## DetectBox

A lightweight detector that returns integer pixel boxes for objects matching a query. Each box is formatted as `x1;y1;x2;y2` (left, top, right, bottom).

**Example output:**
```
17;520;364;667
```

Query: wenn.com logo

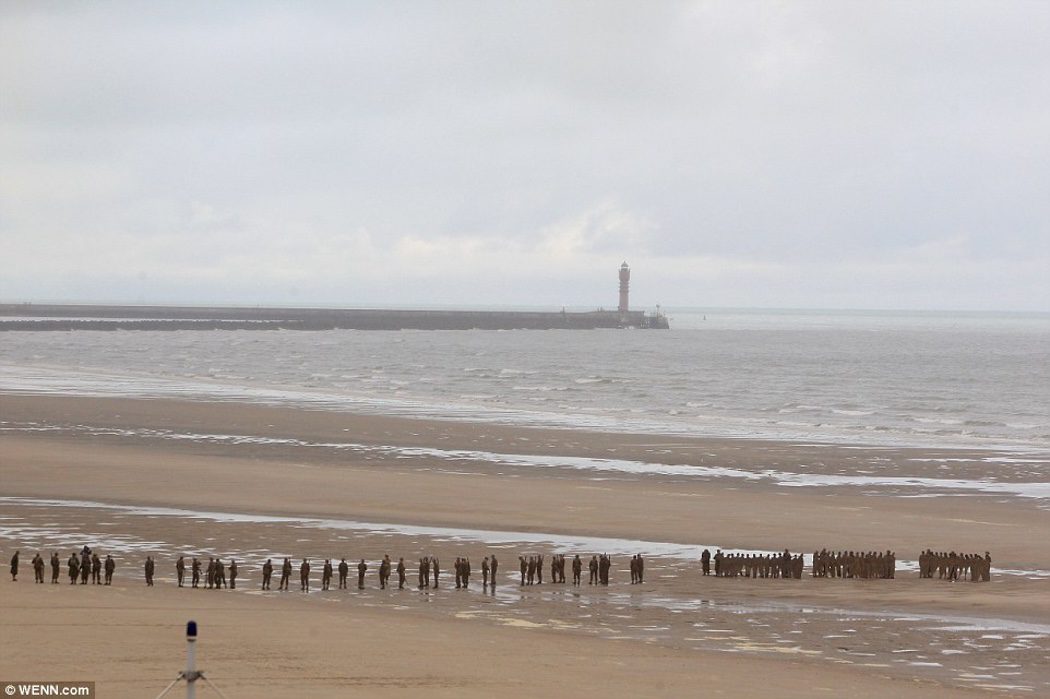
3;683;94;697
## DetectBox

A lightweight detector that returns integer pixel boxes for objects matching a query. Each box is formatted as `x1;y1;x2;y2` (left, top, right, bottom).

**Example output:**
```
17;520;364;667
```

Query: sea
1;308;1048;452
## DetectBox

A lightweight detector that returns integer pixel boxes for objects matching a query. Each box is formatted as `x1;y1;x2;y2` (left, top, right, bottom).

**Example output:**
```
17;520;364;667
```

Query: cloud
1;1;1048;310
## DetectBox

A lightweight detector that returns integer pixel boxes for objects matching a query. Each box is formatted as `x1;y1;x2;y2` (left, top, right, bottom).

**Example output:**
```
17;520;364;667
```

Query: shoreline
4;363;1048;454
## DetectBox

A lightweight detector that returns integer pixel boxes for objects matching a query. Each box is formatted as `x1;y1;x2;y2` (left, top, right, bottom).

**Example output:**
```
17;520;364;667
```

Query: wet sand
1;394;1048;696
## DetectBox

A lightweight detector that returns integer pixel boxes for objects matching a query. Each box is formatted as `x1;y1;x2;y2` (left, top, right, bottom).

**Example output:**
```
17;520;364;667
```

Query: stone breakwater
0;304;669;330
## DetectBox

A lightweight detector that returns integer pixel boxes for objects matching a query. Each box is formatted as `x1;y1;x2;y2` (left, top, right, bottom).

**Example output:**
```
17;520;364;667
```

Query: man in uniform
481;557;490;588
432;557;440;588
701;549;711;576
145;556;155;586
80;548;91;585
92;553;102;585
8;550;18;581
191;557;201;588
68;553;79;584
490;555;498;589
280;558;292;591
397;558;406;590
589;555;599;585
379;555;390;589
262;559;273;590
50;552;60;584
104;554;115;585
299;559;311;591
32;553;44;583
229;559;238;589
519;556;527;586
339;558;349;589
322;559;333;590
572;554;582;586
176;556;186;587
357;559;367;589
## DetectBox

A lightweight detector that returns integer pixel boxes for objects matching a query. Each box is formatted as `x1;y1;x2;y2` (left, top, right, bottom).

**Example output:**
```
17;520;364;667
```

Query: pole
186;620;197;699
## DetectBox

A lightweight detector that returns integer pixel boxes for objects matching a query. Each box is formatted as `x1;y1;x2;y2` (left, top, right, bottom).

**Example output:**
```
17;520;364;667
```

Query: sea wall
0;305;668;330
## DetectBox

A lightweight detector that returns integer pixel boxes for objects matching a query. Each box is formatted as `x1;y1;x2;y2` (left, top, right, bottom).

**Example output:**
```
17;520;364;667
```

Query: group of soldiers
706;549;807;579
173;556;239;589
515;553;617;586
9;547;995;589
811;550;897;579
8;548;117;585
918;550;992;582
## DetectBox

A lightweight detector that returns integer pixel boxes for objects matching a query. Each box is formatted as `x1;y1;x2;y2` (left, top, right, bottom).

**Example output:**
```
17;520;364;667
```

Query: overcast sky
2;1;1048;311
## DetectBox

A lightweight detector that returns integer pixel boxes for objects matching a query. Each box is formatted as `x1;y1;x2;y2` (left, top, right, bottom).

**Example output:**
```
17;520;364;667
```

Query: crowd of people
918;550;992;582
811;550;897;579
8;547;993;588
8;547;118;585
705;549;806;579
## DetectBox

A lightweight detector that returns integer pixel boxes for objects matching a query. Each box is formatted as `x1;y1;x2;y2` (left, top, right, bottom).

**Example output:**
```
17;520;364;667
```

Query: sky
2;1;1048;311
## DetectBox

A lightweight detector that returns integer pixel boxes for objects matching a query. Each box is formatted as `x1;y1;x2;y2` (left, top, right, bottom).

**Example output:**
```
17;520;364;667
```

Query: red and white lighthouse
618;261;630;317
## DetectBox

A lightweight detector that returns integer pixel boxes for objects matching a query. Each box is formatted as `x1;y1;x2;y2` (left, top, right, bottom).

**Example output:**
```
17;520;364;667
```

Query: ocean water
1;308;1048;451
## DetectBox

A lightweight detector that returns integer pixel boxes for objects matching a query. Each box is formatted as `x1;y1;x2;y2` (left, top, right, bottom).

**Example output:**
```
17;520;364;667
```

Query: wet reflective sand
2;497;1047;694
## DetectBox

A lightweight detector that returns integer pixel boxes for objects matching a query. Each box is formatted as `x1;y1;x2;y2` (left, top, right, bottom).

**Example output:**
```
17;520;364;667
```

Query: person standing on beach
32;553;44;583
589;555;598;585
701;549;711;576
68;554;79;584
280;558;292;591
80;548;91;585
191;557;201;588
490;555;498;589
339;558;349;589
357;559;367;589
262;559;273;590
520;556;527;586
176;556;186;587
145;556;155;586
9;550;18;582
92;553;102;585
50;552;60;584
432;557;440;588
299;559;311;591
206;558;215;589
572;555;582;585
397;558;406;590
104;555;115;585
482;557;490;588
322;559;333;590
379;555;390;589
229;559;238;589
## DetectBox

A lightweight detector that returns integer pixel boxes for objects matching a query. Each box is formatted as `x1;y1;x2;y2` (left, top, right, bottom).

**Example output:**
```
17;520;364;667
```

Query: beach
2;393;1048;696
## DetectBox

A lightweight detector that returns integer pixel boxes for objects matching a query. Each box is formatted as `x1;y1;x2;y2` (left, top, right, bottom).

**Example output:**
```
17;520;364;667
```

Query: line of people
811;550;896;579
9;547;995;588
918;550;992;582
707;549;806;579
173;555;239;589
8;548;118;585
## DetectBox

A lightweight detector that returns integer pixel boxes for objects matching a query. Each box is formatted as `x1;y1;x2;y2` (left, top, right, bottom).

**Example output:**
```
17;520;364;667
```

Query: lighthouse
618;261;630;320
